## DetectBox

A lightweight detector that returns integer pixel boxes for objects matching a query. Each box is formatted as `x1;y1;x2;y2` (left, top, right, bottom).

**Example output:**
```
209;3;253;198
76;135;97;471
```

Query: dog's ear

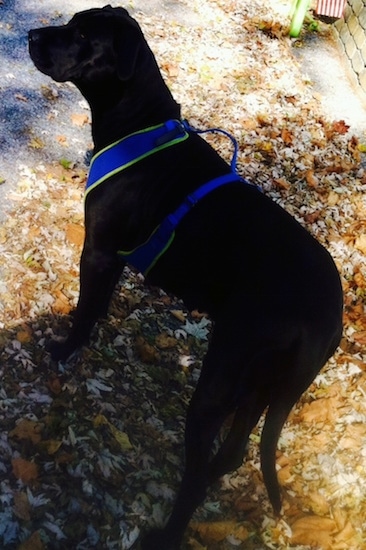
114;24;141;81
103;5;129;17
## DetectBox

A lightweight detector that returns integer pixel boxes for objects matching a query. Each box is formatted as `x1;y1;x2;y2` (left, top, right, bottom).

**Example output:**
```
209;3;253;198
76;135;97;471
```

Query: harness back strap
118;172;248;276
84;118;257;276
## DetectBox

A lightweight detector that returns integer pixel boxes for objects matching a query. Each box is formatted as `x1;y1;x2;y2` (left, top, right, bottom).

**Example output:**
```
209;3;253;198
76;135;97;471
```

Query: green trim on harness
118;223;176;276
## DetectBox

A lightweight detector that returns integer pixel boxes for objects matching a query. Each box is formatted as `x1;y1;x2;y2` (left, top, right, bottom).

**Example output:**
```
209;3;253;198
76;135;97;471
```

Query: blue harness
85;119;253;276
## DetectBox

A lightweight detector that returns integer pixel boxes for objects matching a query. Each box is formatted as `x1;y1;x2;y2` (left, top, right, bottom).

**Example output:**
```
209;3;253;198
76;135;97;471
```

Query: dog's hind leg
141;316;279;549
207;392;269;483
141;326;247;549
142;385;229;549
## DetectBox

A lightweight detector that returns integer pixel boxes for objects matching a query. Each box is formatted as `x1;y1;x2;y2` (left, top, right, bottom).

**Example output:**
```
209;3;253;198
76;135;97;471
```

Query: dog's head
28;6;143;84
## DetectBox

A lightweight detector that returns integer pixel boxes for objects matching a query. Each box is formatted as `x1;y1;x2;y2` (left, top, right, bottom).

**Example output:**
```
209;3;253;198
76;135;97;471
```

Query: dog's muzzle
28;29;55;76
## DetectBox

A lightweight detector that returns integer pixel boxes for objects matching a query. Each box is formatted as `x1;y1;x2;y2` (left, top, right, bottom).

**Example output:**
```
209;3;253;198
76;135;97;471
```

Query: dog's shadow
3;279;261;548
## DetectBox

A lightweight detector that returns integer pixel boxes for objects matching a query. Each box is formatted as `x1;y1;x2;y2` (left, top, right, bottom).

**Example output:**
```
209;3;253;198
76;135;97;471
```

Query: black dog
29;7;343;549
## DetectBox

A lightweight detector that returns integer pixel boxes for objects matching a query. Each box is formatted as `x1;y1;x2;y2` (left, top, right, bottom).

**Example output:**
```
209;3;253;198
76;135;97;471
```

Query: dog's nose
28;30;41;43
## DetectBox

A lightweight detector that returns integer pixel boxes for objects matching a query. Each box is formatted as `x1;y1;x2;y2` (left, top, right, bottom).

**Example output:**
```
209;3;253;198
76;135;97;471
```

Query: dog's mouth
28;30;54;76
28;28;97;84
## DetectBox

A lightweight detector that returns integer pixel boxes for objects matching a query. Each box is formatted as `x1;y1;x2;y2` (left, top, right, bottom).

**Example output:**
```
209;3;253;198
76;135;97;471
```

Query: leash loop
182;119;240;173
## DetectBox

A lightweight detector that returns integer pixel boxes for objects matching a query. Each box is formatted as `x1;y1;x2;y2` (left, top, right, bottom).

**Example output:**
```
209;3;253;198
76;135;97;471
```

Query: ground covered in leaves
1;0;366;548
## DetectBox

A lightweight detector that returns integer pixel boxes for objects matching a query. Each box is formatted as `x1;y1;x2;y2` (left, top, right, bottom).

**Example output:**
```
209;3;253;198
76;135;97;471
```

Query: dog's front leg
50;243;125;361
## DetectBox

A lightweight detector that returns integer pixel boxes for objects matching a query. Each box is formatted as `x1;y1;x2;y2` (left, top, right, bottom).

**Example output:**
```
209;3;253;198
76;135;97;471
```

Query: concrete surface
292;27;366;138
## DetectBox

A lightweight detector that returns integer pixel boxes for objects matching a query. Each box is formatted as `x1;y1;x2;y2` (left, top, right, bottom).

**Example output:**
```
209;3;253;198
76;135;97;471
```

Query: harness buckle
155;120;187;147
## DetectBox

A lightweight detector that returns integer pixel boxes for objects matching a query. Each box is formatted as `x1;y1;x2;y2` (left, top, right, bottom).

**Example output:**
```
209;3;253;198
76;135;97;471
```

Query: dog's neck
76;73;181;153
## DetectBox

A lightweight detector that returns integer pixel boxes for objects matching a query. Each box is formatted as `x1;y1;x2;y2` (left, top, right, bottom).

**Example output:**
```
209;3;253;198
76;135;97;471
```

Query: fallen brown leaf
9;419;43;445
171;309;186;322
155;332;177;349
13;491;31;521
56;135;68;146
39;439;63;455
18;531;45;550
71;113;90;126
273;177;291;190
16;325;32;343
298;396;341;423
12;457;39;483
281;128;294;145
46;376;63;395
331;120;350;135
65;223;84;246
29;137;45;149
354;234;366;255
305;169;318;188
290;515;337;549
136;335;160;363
190;521;249;543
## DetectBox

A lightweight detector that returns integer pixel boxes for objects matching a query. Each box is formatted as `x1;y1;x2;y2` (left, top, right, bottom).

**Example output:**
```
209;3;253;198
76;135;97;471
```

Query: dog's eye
77;27;87;40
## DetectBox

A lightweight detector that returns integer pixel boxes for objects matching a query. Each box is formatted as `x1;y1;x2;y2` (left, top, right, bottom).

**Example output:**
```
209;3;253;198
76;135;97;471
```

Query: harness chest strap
85;119;256;276
86;119;189;195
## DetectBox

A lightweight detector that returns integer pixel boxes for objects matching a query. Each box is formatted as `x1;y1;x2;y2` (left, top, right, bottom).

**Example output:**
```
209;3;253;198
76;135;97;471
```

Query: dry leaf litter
1;0;366;548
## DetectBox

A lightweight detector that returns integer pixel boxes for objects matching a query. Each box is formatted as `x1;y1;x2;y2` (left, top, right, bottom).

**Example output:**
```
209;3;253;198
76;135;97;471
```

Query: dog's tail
260;322;342;514
259;374;316;515
259;399;290;515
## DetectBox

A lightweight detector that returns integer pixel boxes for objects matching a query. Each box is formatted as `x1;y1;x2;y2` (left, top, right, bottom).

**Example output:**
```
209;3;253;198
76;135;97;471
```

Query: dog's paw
47;338;80;362
140;529;179;550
